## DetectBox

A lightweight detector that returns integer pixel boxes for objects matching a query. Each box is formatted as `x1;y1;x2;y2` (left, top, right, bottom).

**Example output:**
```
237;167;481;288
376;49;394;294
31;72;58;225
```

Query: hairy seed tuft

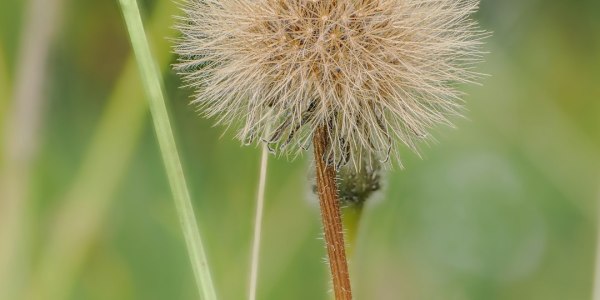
175;0;486;169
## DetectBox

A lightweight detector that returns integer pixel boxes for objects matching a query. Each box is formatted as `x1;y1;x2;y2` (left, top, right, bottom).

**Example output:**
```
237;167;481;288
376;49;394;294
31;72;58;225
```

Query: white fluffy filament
175;0;486;168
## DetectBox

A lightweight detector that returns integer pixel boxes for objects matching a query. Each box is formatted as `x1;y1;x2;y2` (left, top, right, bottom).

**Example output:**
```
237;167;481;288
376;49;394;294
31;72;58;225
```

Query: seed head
175;0;486;169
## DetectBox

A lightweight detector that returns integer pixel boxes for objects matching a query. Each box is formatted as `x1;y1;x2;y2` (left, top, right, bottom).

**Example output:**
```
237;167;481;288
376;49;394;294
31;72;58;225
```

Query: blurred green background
1;0;599;299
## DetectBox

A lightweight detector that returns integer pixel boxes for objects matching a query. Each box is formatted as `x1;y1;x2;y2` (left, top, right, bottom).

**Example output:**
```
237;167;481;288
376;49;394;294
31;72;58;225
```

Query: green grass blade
118;1;218;299
248;135;270;300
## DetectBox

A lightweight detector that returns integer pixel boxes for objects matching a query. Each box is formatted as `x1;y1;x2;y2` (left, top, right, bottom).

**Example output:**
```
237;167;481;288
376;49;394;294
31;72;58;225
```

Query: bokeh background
1;0;600;299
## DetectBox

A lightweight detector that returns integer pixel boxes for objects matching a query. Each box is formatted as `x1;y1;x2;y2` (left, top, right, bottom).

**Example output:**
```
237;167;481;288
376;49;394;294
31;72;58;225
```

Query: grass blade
248;139;269;300
118;0;218;299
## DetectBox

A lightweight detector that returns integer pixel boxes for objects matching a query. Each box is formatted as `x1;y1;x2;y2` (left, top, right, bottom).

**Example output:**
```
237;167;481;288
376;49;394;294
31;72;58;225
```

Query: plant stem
248;140;269;300
119;0;217;299
341;204;363;258
592;186;600;300
313;125;353;300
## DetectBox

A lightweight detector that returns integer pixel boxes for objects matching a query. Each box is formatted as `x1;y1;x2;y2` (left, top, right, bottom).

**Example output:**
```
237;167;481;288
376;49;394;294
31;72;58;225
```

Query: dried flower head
175;0;485;169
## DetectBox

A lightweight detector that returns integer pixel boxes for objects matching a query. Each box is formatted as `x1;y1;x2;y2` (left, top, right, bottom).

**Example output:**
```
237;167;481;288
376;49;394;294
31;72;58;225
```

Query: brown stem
313;125;353;300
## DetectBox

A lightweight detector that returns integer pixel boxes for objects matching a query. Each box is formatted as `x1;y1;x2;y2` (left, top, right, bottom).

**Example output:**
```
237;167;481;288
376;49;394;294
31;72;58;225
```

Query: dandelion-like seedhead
175;0;486;169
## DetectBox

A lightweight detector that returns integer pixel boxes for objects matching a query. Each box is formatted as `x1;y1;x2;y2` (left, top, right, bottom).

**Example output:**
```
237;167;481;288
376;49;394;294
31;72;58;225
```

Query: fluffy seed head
175;0;486;169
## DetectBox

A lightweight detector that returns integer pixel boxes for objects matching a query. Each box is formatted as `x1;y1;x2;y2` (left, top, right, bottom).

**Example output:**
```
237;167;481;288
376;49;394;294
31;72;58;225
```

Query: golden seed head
175;0;486;169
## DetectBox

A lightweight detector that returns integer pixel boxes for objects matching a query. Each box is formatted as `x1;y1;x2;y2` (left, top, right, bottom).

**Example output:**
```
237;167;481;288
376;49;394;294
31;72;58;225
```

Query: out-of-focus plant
0;0;64;297
0;45;9;129
24;1;179;299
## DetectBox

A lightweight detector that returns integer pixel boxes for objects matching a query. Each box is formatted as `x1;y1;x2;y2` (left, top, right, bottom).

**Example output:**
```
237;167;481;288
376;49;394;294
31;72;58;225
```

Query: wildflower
175;0;485;168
